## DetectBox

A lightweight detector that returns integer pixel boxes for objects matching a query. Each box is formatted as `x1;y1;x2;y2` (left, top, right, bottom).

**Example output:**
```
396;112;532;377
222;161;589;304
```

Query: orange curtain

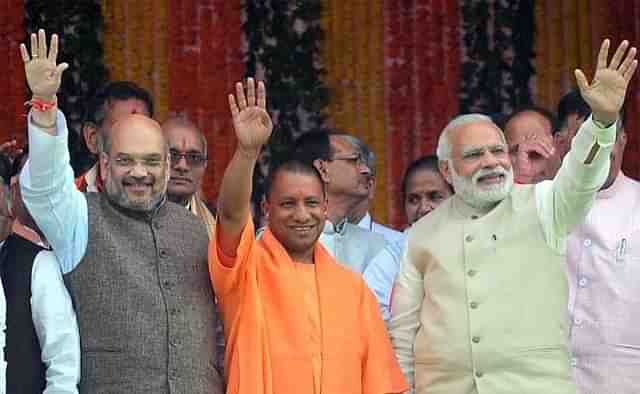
168;0;244;201
535;0;640;179
102;0;169;121
322;0;461;228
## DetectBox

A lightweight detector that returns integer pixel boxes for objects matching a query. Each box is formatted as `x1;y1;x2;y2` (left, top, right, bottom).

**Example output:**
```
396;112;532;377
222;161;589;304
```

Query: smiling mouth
477;173;505;184
125;183;152;193
170;177;192;184
290;225;315;234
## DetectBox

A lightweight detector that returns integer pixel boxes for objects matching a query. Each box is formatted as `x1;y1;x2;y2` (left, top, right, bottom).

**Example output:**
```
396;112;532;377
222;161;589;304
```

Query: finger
624;59;639;83
246;77;256;107
235;82;247;110
19;44;30;63
609;40;629;70
48;34;59;62
228;94;239;117
0;140;16;153
30;33;38;58
620;47;637;75
575;69;590;93
38;29;47;59
257;81;266;109
56;62;69;75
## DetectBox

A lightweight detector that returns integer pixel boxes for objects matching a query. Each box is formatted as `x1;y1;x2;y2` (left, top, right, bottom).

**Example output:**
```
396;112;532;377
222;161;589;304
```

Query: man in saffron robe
209;78;407;394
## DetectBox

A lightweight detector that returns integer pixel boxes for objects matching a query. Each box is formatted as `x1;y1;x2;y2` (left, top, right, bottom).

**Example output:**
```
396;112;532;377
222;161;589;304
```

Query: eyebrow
461;144;505;156
117;153;164;159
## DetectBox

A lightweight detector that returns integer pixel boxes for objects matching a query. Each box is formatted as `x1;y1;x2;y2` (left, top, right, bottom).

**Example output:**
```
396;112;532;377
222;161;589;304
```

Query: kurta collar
323;217;348;235
451;194;496;220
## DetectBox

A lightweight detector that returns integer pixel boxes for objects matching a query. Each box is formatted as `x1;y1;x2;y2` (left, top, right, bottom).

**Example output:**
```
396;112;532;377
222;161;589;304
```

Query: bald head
100;114;170;212
105;114;167;156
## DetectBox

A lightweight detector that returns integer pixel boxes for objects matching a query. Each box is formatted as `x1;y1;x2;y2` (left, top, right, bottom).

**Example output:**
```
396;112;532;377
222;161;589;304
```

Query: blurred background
1;0;639;227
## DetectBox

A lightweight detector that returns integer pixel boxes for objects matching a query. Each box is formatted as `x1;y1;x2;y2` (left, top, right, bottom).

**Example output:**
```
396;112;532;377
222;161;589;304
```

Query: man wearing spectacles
162;115;216;238
292;131;389;274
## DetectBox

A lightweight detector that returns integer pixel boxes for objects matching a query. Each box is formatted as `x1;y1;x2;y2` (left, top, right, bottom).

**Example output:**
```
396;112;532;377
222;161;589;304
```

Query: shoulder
33;249;64;279
373;221;405;242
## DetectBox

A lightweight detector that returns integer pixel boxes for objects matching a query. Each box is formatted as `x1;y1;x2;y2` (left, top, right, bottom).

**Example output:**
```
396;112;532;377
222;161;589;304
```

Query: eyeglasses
330;152;366;166
170;150;207;167
112;155;164;169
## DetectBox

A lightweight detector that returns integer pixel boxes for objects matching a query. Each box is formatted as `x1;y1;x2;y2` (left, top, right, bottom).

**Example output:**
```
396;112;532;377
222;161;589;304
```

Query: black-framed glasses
170;150;207;167
330;152;366;166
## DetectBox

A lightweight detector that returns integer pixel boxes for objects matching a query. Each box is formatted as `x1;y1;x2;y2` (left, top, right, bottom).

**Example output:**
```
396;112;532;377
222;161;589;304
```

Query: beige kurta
390;116;616;394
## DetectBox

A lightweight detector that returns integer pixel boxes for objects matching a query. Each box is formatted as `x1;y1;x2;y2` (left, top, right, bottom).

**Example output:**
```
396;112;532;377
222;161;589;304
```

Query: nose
481;151;500;169
130;161;149;177
293;203;312;222
358;160;372;175
174;155;189;172
417;198;435;217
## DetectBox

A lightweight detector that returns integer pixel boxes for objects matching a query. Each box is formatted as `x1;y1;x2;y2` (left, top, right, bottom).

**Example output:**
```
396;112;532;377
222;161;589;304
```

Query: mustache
122;175;155;186
472;167;509;183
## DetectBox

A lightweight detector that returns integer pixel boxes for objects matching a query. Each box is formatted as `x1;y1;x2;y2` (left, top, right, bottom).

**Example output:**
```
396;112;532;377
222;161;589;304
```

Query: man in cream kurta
390;39;638;394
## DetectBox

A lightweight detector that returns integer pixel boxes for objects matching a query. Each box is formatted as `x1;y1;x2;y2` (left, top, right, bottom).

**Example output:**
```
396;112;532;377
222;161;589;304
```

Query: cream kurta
390;116;616;394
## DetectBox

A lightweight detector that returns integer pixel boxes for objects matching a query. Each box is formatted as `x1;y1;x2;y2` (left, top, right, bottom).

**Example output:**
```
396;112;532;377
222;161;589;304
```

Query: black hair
83;81;154;129
401;154;451;205
502;105;558;135
291;130;333;165
10;147;29;180
264;159;326;199
0;152;11;186
557;88;626;133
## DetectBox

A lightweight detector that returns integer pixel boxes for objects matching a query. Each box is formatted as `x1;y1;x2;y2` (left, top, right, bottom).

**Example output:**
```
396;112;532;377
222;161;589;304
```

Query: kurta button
465;235;474;242
471;215;479;220
470;301;478;309
153;222;161;230
467;269;477;277
472;336;481;343
170;308;178;316
475;371;483;378
159;249;168;258
584;239;592;247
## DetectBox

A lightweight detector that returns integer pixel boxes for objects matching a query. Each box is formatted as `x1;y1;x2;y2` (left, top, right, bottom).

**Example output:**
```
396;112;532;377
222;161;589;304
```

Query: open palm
575;40;637;124
20;29;69;98
228;78;273;153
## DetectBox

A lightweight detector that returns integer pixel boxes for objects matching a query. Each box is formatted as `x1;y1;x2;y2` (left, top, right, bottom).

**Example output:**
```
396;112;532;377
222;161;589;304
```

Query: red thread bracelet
25;97;57;112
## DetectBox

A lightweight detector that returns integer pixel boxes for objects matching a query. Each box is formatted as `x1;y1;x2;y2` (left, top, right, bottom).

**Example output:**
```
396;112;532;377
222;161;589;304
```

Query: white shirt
357;212;405;243
0;239;80;393
31;249;81;393
567;173;640;393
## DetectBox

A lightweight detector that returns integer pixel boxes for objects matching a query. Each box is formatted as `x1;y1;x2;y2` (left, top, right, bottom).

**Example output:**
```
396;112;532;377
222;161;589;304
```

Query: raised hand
20;29;69;100
575;39;638;125
511;137;555;184
228;78;273;155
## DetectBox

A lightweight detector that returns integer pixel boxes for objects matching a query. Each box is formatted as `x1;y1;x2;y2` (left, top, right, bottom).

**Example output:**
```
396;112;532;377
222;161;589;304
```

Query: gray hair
162;113;208;157
336;133;376;174
436;114;502;161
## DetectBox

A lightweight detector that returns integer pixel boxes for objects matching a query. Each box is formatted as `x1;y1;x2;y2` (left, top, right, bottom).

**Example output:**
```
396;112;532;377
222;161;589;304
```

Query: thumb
574;69;590;93
56;62;69;75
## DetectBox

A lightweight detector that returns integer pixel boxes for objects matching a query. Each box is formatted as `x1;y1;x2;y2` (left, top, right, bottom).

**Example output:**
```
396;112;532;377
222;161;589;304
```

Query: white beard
449;162;513;210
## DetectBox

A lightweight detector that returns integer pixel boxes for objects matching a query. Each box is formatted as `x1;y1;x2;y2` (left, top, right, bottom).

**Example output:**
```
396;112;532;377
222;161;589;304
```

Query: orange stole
209;219;408;394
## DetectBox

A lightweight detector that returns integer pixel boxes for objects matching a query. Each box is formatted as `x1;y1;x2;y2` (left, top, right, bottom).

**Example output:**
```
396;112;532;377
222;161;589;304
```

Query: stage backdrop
1;0;639;228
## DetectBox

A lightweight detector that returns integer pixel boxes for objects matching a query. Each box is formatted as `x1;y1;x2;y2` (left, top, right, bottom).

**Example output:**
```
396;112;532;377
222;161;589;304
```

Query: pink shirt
567;172;640;394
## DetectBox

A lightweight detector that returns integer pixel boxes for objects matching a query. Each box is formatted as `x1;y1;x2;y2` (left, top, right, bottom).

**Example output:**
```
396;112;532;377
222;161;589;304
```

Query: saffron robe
209;219;408;394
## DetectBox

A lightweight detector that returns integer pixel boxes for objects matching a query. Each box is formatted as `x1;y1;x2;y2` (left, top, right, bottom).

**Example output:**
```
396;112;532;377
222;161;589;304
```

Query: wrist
236;146;261;160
